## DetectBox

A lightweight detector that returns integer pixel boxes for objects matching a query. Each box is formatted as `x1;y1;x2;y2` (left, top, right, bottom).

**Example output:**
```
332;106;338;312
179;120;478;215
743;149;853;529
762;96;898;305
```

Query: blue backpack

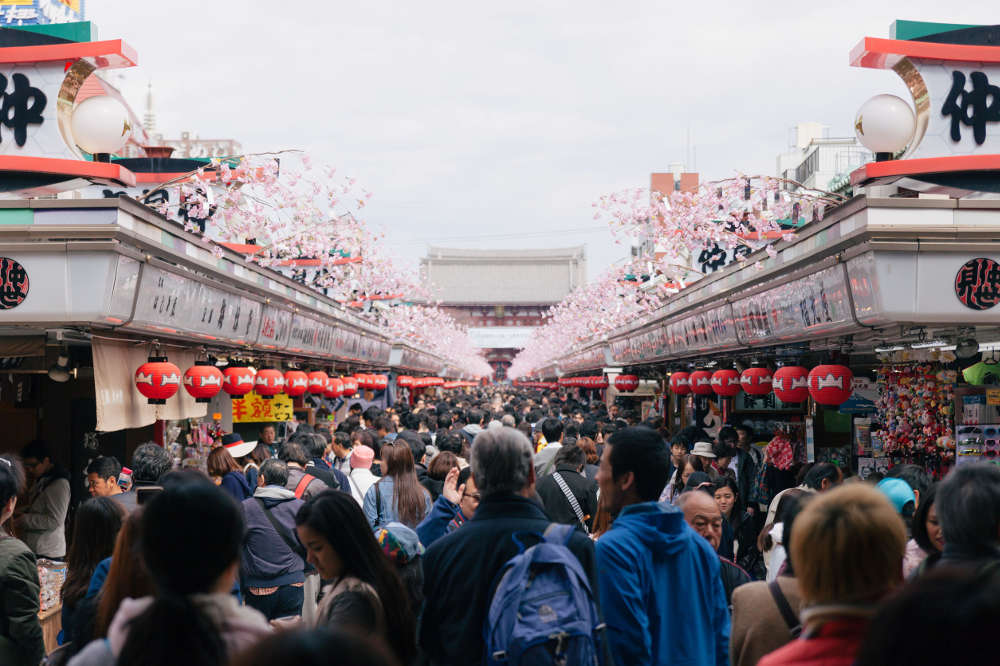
484;523;604;666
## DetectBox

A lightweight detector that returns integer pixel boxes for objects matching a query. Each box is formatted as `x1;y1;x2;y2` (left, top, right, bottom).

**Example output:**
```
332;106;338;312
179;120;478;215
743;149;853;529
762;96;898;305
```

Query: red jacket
757;618;868;666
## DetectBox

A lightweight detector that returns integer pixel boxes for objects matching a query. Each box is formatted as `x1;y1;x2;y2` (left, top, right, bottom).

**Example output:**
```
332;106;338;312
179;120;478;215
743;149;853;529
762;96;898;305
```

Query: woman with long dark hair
363;442;431;529
0;455;44;666
60;497;125;645
296;491;417;665
667;454;705;504
92;508;154;641
69;479;270;666
909;483;944;576
714;477;764;578
207;447;252;502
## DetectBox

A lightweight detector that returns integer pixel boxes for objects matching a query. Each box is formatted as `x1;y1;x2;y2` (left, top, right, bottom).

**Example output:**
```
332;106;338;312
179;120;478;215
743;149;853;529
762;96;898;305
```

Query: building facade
421;246;586;379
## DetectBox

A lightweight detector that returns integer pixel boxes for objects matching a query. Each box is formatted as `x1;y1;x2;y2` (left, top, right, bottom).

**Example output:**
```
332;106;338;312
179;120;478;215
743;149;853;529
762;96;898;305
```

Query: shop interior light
874;345;905;353
48;353;72;383
910;340;949;349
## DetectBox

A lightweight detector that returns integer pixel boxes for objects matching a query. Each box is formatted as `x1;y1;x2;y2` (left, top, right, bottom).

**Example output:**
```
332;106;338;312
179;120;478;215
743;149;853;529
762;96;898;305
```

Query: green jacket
0;535;44;666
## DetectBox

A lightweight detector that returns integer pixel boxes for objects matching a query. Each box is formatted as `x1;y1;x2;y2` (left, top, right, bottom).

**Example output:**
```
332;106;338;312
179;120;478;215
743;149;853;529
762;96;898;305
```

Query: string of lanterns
663;364;854;406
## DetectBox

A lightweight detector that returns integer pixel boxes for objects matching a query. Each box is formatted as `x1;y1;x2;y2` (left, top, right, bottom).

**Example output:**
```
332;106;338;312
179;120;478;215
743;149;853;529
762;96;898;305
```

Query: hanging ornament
808;364;854;405
183;362;224;403
614;374;640;392
711;369;742;397
689;370;714;396
283;370;309;398
773;365;810;403
669;372;691;395
135;356;182;404
740;366;773;396
307;371;329;394
254;368;285;400
223;365;255;398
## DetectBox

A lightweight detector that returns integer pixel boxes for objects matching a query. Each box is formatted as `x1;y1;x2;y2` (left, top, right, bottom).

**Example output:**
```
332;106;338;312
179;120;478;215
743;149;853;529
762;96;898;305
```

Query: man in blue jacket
416;466;479;547
595;426;730;666
240;459;307;620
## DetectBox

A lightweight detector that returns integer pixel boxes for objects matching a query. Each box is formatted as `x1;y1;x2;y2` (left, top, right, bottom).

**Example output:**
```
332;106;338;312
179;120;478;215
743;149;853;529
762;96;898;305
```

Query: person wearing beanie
374;522;425;619
348;446;378;506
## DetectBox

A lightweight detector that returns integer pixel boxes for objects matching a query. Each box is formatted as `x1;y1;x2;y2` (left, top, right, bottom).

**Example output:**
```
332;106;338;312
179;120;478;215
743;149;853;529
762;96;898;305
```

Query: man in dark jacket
420;427;597;666
679;489;751;608
240;459;307;620
300;433;350;493
112;442;173;513
535;444;598;530
935;462;1000;569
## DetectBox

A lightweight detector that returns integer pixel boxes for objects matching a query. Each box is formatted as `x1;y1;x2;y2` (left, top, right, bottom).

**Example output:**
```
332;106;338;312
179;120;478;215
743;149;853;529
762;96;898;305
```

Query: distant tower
142;82;156;132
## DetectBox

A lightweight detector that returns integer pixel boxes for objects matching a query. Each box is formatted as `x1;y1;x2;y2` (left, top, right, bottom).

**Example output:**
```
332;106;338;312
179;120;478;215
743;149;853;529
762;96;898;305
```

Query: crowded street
0;3;1000;666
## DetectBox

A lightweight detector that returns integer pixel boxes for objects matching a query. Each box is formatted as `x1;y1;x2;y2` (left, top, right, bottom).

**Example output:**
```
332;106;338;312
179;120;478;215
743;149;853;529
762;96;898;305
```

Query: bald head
679;490;723;551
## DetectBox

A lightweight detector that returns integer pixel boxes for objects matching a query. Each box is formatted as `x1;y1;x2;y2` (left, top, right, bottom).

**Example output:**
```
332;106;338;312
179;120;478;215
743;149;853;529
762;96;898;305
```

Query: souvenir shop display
872;364;955;477
37;559;66;612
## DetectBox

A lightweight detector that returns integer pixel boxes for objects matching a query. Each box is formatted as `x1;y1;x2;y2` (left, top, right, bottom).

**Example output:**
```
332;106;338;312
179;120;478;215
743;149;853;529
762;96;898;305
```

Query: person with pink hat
348;445;378;506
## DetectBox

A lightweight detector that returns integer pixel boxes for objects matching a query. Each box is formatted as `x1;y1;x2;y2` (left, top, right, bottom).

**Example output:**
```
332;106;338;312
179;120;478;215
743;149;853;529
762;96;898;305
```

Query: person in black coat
536;445;598;530
420;427;597;666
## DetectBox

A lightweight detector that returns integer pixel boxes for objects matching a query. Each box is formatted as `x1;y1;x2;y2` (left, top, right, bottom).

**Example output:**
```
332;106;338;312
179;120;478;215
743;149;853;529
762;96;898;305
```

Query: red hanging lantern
341;377;358;397
183;363;224;403
372;375;388;391
255;368;285;400
711;369;742;397
355;374;373;390
689;370;714;396
283;370;309;398
669;372;691;395
614;374;640;392
740;367;773;396
397;376;414;389
773;366;810;403
808;365;854;406
593;376;609;389
307;371;329;394
135;356;182;404
324;376;343;399
223;366;255;398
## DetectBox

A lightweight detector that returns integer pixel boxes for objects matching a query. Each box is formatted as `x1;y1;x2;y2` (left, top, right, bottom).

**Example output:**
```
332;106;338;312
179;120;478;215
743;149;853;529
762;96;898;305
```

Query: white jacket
348;468;379;506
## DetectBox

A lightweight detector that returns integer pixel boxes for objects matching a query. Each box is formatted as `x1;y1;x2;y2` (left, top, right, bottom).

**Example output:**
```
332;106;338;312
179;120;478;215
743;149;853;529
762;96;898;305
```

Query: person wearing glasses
415;465;479;547
15;440;70;560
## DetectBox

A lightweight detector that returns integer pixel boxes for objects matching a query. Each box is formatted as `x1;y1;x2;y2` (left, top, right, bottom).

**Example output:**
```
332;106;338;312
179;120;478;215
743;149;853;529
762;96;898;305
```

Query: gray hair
131;442;173;484
259;459;288;487
470;426;533;498
937;462;1000;550
501;414;516;428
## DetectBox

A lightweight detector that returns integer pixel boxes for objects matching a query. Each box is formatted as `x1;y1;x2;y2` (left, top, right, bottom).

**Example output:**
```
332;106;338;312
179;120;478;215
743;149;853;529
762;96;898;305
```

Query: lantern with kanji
740;366;773;396
283;370;309;398
689;370;714;396
773;366;810;403
397;376;414;389
183;363;223;403
307;371;329;394
808;365;853;406
135;356;182;404
711;369;742;398
255;368;285;400
371;375;388;391
325;376;344;399
669;372;691;395
355;374;373;390
614;374;639;392
593;376;609;389
341;377;358;397
223;366;255;398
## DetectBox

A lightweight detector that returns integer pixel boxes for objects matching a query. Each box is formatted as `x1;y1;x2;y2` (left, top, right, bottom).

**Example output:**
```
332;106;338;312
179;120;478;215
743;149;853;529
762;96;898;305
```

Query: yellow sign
232;391;294;423
988;389;1000;407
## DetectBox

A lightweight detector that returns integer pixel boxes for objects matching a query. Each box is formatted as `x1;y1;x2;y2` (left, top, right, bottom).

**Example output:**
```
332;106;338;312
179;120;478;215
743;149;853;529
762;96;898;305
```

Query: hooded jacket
67;593;271;666
240;486;306;588
595;501;730;666
0;536;44;666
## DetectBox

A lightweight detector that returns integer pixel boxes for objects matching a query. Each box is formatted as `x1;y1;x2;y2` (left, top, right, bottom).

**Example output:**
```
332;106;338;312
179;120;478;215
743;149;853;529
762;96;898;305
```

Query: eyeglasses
462;491;481;502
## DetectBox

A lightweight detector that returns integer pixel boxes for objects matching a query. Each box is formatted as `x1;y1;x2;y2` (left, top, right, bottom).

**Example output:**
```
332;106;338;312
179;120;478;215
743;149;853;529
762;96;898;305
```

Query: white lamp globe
854;94;915;155
71;95;132;156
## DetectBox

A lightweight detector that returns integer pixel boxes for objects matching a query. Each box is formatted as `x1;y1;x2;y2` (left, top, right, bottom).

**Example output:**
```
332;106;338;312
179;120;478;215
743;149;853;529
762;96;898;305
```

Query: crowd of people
1;387;999;665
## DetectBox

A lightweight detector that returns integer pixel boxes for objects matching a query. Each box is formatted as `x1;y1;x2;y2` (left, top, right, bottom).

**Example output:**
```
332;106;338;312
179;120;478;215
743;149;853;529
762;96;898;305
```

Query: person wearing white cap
690;442;719;482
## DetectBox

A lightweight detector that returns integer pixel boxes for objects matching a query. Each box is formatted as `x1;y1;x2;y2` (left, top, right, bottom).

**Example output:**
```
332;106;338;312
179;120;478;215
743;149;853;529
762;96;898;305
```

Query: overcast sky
95;1;994;279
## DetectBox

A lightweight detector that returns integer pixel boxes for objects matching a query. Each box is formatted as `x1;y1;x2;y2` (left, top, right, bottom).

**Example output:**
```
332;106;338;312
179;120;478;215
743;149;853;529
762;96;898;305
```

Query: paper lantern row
557;376;610;389
133;358;381;405
666;365;854;406
398;376;446;389
512;380;560;390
